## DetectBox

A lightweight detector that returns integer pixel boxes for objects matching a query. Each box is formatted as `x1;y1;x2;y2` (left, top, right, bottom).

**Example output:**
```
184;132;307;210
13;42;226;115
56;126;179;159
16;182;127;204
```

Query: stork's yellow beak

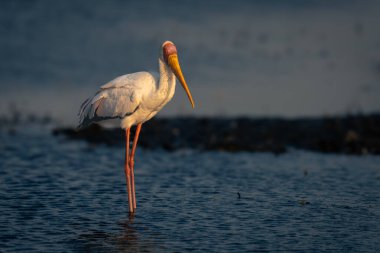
168;54;195;109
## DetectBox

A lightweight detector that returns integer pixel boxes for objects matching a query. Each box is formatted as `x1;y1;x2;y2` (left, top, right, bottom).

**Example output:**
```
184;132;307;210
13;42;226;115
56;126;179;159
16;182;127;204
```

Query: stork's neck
156;57;176;100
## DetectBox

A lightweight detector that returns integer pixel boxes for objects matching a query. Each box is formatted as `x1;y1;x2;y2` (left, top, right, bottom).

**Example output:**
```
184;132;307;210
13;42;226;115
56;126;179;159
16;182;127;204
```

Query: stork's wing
100;72;157;89
77;72;156;129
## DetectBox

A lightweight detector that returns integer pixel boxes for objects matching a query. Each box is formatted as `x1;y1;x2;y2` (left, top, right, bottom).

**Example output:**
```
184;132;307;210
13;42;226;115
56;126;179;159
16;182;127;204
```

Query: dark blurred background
1;0;380;125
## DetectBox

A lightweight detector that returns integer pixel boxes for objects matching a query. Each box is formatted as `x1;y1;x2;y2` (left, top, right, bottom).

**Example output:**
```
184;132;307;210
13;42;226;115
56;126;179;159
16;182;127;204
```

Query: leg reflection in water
75;214;163;252
115;214;139;249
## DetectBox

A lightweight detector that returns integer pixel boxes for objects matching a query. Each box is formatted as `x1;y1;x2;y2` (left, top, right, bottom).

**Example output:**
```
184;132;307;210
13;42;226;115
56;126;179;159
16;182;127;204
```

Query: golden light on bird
78;41;195;214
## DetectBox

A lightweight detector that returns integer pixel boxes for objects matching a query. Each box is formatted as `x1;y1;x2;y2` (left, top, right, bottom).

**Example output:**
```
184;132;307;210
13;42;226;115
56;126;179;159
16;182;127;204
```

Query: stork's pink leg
124;128;133;213
130;123;142;211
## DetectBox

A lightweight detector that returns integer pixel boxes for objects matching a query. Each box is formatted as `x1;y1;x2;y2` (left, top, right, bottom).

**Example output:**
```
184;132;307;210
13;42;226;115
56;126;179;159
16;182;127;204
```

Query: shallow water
0;126;380;252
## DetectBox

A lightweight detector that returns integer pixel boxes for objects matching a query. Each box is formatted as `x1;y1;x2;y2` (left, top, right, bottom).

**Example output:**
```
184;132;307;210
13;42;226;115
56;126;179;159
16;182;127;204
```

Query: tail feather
77;97;92;130
78;98;90;116
77;95;106;131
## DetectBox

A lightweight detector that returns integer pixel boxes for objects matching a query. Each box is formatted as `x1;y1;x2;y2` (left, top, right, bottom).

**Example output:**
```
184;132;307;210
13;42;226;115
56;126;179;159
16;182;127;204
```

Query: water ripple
0;127;380;252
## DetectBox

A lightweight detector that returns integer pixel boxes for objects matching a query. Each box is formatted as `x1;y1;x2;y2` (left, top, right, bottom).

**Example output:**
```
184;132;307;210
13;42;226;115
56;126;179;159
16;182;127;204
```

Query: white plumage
77;41;194;130
76;41;194;214
78;71;160;129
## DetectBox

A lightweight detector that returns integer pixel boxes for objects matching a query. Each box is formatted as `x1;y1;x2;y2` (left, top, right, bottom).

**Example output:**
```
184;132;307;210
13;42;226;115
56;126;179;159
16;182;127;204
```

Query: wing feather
77;71;157;130
100;72;154;89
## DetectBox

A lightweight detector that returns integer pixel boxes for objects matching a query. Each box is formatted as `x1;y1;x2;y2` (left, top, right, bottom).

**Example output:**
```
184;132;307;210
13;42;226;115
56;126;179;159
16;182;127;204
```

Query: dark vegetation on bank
52;114;380;155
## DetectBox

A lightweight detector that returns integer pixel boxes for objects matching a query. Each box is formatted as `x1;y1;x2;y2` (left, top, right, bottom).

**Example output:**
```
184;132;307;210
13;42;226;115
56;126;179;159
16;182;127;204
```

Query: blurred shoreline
52;114;380;155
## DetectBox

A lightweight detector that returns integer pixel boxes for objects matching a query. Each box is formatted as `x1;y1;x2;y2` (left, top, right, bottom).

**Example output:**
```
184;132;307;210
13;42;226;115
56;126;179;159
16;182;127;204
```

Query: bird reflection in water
75;214;157;252
115;214;139;249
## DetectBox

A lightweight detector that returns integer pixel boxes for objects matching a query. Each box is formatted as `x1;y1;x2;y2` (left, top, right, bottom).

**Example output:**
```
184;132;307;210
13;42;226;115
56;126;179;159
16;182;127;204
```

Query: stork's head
161;41;195;109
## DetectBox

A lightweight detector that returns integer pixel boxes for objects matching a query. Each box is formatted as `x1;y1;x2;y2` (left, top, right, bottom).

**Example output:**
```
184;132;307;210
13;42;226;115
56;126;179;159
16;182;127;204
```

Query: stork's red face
161;41;195;109
162;41;177;64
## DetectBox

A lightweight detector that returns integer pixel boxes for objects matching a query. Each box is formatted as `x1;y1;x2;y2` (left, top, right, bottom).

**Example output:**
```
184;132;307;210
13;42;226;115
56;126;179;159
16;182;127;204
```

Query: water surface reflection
1;128;379;252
